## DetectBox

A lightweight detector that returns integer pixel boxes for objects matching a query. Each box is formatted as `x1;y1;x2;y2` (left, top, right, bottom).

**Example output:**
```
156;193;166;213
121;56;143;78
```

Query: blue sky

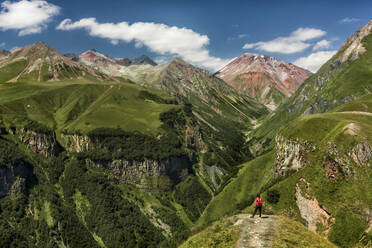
0;0;371;72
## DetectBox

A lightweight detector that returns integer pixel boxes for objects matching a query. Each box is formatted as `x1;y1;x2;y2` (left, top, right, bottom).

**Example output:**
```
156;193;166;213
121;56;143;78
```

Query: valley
0;7;371;248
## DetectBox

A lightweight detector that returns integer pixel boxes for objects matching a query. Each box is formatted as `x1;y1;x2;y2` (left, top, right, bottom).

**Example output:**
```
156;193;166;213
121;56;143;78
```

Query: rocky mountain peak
215;53;312;109
337;19;372;63
0;42;111;82
131;55;157;66
168;57;189;66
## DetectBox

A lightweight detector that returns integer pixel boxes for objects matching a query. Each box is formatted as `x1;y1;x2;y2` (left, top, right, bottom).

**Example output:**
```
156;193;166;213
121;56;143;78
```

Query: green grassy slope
0;81;177;134
179;217;239;248
272;216;338;248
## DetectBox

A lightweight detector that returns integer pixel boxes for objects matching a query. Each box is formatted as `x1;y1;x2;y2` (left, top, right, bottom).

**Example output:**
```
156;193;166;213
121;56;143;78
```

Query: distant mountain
79;49;123;76
64;53;79;62
215;53;312;109
79;49;157;76
0;42;110;82
131;55;157;66
121;57;266;113
0;50;10;57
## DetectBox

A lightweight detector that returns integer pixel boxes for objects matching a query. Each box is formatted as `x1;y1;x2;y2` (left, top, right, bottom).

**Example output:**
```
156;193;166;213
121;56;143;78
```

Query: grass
195;151;275;229
39;201;54;227
0;59;28;83
179;218;239;248
272;216;338;248
0;80;178;134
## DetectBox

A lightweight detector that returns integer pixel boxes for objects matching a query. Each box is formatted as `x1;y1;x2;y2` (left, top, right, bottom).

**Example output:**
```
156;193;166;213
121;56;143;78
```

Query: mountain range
0;18;371;248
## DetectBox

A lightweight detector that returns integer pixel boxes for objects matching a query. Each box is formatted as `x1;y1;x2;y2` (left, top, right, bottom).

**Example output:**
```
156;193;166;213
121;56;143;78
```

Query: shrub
267;189;280;204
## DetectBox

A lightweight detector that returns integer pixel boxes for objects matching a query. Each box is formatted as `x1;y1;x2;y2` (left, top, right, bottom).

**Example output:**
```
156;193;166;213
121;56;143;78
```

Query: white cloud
313;39;331;51
154;56;172;65
57;18;230;71
228;34;248;41
339;17;360;24
293;50;337;73
0;42;5;47
0;0;60;36
243;27;326;54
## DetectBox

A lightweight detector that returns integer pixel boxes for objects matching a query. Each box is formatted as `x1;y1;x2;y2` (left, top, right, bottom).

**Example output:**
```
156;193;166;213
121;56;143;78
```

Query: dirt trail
337;111;372;117
231;214;278;248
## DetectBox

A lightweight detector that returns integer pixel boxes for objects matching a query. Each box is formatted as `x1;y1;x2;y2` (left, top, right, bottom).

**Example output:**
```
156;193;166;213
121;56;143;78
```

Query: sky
0;0;371;72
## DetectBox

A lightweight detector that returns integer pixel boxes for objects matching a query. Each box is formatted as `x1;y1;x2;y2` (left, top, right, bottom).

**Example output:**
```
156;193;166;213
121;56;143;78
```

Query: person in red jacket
251;193;262;218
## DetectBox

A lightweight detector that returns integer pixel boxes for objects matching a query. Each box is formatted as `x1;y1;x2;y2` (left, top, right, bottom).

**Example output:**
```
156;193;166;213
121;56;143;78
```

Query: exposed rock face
79;49;124;76
327;142;353;178
338;19;372;63
0;164;30;197
349;140;371;167
185;124;208;153
87;156;192;190
61;134;92;152
295;178;334;235
324;159;341;180
274;135;312;176
17;129;61;157
215;53;312;109
274;135;369;179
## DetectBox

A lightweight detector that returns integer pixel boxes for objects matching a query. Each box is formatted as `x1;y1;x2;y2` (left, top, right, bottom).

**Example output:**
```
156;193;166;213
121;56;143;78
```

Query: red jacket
256;197;262;206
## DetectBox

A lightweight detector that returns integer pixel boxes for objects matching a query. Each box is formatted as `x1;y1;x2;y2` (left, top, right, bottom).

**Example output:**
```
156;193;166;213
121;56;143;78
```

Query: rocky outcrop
0;164;31;198
326;142;353;178
349;140;371;167
61;134;93;152
185;124;208;153
87;156;192;190
274;135;313;176
338;19;372;63
274;136;368;179
17;128;61;157
295;178;334;235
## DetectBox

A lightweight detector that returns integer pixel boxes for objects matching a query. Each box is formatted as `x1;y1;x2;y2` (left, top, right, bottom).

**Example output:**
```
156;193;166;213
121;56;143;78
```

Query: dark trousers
252;205;262;217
